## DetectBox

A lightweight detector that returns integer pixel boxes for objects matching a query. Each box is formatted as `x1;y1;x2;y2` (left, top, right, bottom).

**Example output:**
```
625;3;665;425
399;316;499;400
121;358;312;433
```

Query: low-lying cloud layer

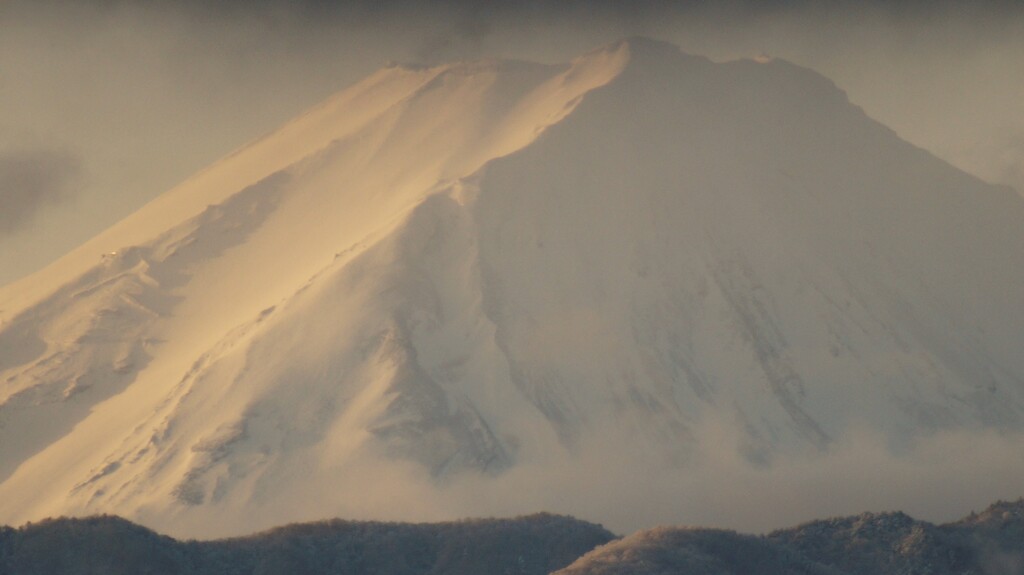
161;419;1024;539
436;426;1024;536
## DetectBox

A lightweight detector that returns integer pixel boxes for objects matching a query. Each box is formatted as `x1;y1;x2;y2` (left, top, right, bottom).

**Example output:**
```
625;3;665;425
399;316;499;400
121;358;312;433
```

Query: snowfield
1;38;1023;538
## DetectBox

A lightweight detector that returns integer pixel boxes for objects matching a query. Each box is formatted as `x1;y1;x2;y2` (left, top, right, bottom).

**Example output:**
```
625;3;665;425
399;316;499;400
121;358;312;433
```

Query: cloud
0;149;80;235
418;421;1024;537
161;414;1024;540
412;3;495;64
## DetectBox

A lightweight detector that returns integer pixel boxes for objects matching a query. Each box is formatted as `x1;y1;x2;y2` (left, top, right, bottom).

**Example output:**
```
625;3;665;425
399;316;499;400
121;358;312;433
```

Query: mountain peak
617;35;683;56
597;35;709;71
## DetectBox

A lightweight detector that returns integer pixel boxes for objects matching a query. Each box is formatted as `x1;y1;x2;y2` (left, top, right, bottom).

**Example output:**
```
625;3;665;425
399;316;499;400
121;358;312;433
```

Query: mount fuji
1;38;1023;537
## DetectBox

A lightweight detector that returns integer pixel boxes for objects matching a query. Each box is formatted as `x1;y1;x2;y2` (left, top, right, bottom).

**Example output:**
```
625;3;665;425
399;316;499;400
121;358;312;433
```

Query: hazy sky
2;0;1023;286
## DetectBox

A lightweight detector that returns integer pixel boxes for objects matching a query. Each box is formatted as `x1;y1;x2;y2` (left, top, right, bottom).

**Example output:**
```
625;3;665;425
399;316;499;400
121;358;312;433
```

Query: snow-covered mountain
1;38;1023;537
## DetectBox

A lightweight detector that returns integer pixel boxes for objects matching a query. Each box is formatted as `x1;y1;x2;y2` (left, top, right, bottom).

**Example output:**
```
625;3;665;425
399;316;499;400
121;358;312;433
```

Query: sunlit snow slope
1;38;1023;537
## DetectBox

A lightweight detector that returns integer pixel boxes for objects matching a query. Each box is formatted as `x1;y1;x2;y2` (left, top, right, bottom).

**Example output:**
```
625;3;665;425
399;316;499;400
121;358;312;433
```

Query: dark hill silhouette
555;499;1024;575
4;501;1024;574
0;513;614;575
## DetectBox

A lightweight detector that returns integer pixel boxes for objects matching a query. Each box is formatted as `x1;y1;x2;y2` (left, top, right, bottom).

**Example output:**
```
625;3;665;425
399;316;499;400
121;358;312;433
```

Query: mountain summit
1;38;1023;537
